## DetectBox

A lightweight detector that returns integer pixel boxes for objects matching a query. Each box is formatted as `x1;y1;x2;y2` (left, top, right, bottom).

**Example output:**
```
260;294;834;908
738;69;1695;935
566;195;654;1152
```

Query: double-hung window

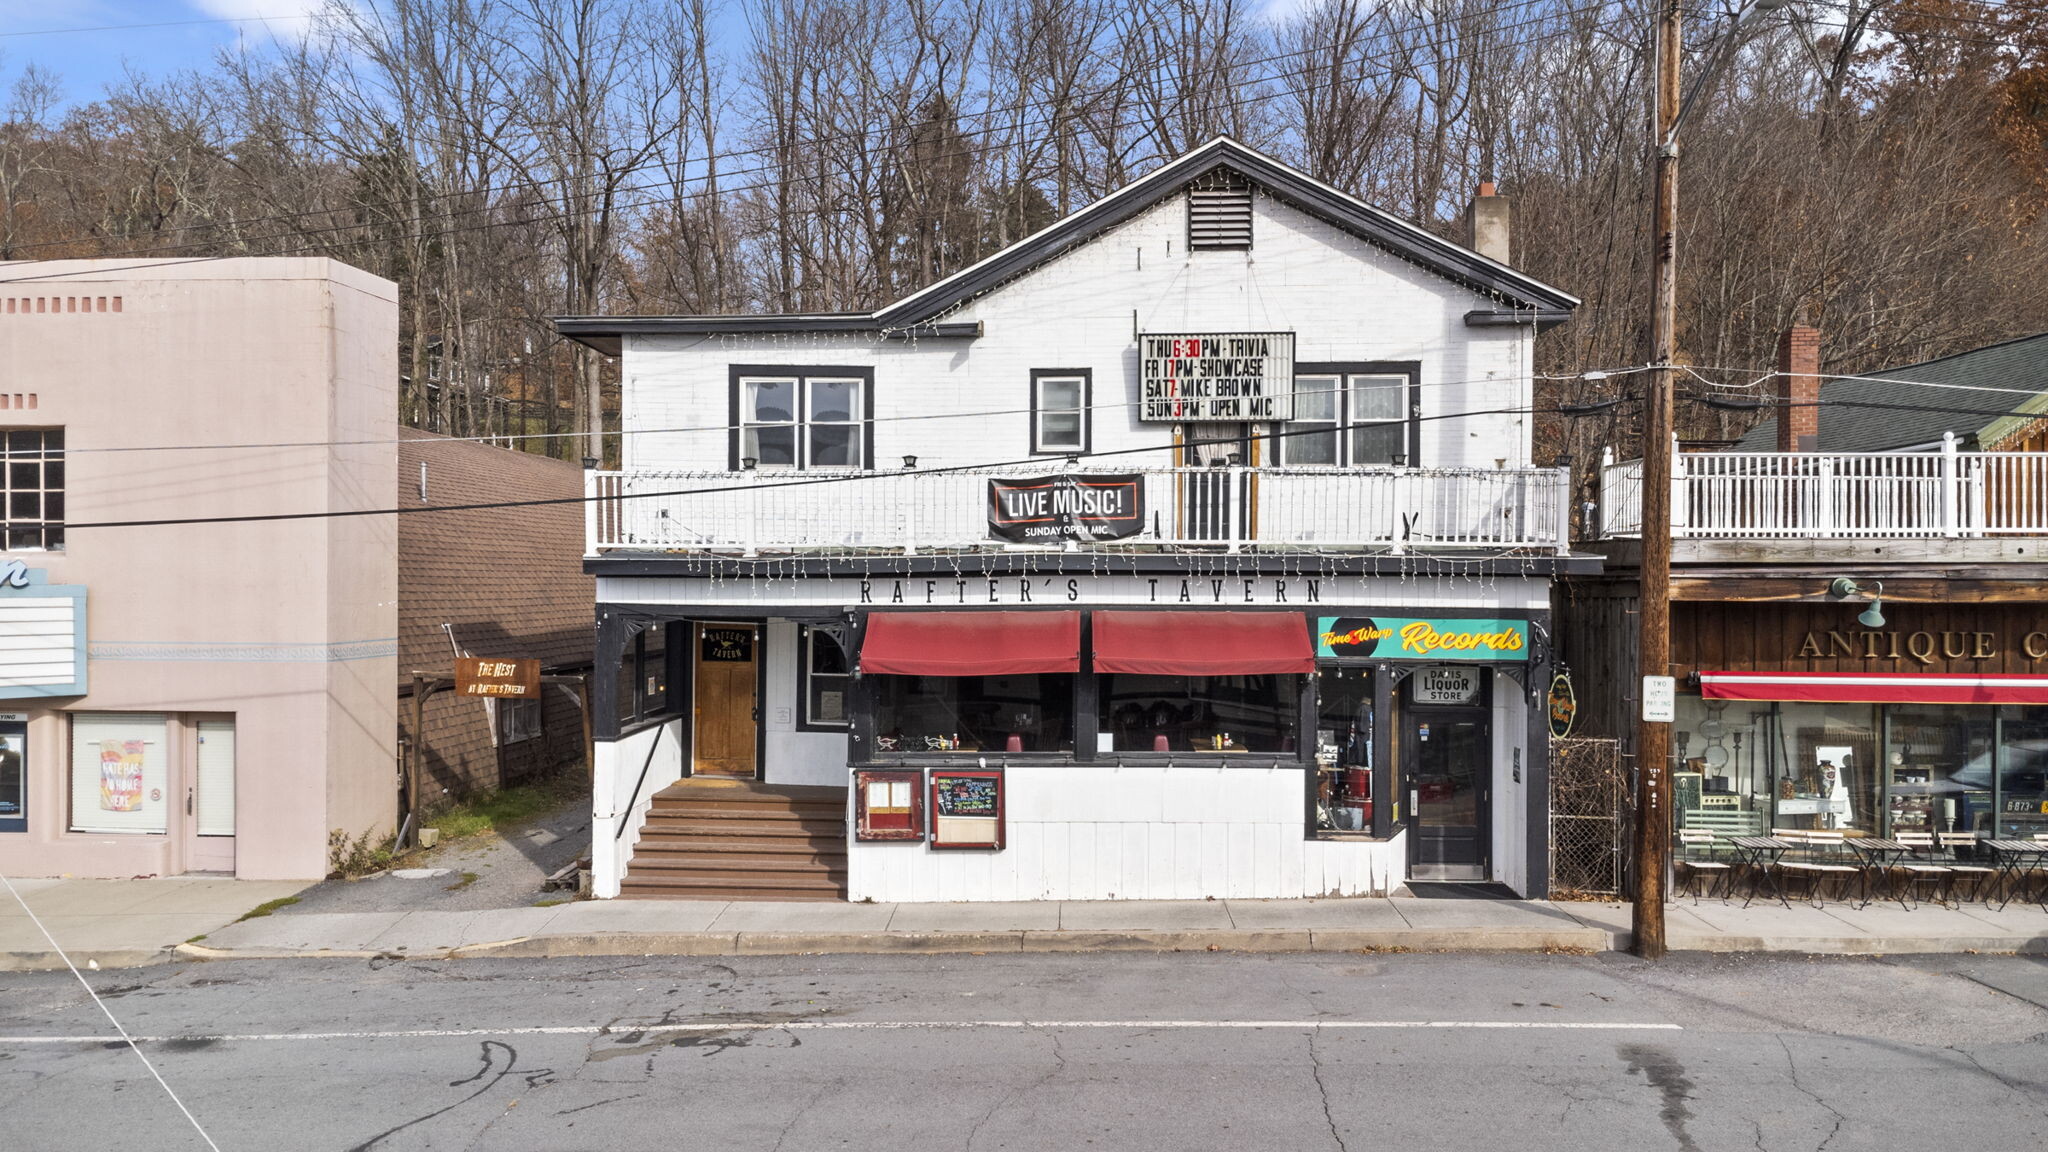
1278;366;1417;467
1030;369;1091;455
3;428;64;550
799;626;851;729
731;367;873;470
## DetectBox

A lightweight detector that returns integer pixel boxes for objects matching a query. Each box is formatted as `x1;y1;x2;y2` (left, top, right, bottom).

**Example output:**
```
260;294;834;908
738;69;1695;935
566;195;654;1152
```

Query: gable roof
1735;331;2048;452
555;137;1579;355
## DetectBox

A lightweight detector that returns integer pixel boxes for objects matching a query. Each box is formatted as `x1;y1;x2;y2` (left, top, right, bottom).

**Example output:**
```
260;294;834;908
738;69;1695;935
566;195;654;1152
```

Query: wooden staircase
620;779;849;901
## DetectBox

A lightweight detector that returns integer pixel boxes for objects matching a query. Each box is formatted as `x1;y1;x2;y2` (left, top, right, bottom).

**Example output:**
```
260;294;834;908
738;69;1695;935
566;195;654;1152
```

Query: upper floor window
3;428;63;550
1278;367;1417;467
1031;369;1091;455
729;367;873;470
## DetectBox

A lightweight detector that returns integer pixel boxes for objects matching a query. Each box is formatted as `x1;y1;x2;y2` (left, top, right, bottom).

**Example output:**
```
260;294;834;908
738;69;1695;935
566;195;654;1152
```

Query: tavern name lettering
1797;629;2048;664
860;577;1323;605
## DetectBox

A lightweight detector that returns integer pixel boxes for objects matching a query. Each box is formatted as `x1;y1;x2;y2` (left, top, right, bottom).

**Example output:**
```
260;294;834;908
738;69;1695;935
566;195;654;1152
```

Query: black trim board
553;138;1577;355
588;552;1605;579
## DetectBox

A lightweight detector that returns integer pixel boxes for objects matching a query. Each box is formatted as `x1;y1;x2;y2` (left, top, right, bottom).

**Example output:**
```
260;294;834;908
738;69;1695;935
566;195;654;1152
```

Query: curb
168;926;1616;963
1;947;169;972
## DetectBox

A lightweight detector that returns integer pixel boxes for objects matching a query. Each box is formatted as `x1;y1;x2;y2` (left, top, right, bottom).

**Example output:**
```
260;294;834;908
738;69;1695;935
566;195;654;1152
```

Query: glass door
1406;708;1490;879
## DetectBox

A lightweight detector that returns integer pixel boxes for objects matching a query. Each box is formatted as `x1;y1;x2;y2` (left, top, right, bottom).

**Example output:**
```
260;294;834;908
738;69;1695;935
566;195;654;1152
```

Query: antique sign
455;656;542;698
1316;616;1530;662
1139;332;1296;422
987;474;1145;543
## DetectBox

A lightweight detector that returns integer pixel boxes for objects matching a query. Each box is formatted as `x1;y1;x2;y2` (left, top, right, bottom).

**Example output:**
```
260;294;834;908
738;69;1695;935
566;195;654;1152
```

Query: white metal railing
1598;434;2048;539
585;465;1573;556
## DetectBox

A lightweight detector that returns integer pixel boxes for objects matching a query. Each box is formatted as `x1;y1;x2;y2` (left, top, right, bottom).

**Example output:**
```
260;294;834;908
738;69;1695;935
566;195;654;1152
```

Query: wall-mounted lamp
1829;577;1885;628
902;454;918;469
1390;453;1409;468
740;456;758;471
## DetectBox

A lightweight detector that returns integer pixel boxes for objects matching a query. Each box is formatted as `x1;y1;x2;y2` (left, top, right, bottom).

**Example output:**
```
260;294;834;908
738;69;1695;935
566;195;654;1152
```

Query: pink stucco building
0;259;398;881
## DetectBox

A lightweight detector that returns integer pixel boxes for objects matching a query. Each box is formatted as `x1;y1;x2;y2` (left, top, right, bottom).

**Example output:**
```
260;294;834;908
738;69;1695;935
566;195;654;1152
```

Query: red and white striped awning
1699;671;2048;705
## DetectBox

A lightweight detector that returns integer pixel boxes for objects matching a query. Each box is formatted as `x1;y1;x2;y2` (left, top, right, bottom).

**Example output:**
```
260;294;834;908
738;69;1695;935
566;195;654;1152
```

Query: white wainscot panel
846;765;1406;902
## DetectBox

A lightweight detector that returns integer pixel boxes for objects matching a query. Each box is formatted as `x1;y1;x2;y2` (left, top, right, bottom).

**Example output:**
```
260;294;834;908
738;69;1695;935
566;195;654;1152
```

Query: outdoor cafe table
1729;836;1798;908
1846;838;1916;908
1981;840;2048;910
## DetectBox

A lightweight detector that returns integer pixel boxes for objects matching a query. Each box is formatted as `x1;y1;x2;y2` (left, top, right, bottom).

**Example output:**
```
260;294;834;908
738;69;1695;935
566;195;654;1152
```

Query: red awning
1700;671;2048;705
860;611;1080;676
1092;611;1315;676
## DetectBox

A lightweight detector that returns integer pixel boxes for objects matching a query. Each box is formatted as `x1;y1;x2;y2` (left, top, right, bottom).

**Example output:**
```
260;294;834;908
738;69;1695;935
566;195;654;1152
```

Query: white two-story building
558;138;1593;903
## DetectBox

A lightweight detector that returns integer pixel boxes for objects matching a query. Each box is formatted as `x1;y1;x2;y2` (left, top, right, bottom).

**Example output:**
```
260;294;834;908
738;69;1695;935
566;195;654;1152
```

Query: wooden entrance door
693;623;759;778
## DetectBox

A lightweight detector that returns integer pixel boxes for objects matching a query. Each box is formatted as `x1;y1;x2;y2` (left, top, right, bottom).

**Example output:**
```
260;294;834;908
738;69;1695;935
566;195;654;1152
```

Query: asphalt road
3;950;2046;1150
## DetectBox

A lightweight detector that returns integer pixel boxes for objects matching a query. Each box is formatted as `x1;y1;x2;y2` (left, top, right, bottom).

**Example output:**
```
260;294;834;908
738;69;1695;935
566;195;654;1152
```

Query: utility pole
1632;0;1683;960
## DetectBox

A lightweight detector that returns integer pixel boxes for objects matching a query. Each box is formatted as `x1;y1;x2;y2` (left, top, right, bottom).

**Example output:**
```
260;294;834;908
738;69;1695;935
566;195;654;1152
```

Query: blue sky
0;1;323;108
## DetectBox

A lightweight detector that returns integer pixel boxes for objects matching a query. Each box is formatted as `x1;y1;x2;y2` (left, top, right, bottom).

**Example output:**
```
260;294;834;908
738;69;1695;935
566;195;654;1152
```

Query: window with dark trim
0;715;25;833
1279;364;1420;467
3;428;64;550
798;626;850;730
616;623;683;731
1029;369;1091;455
728;366;874;471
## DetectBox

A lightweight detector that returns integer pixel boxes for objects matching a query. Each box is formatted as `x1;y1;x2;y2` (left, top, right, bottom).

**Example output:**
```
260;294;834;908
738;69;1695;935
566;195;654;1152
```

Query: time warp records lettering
1797;629;2048;664
859;577;1325;605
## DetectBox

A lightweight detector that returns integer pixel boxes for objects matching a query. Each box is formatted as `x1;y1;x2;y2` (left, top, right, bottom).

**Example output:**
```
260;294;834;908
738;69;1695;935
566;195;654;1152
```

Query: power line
0;366;1648;460
0;0;1625;277
44;403;1604;535
0;0;1581;259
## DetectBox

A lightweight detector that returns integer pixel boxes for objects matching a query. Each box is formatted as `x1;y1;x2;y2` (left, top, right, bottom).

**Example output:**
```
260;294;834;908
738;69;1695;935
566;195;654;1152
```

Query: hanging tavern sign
987;474;1145;543
1139;332;1296;422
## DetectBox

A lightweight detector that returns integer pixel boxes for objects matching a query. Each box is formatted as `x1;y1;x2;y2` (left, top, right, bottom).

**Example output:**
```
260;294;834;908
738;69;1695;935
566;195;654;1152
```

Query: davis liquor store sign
1139;332;1296;422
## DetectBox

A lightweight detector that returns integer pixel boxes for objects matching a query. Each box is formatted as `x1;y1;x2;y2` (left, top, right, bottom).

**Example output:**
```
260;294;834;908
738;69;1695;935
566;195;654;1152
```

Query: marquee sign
0;561;87;699
1139;332;1295;422
987;474;1145;543
1316;616;1530;662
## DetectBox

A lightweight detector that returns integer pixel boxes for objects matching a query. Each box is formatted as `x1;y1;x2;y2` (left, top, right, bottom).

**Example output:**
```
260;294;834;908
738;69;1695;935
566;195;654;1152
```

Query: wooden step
628;858;848;881
618;872;846;900
647;803;844;821
639;824;844;845
634;838;846;858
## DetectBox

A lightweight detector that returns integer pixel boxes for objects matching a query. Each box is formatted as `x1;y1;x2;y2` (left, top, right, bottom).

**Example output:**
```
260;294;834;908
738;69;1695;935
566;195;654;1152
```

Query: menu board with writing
855;769;924;842
929;770;1005;849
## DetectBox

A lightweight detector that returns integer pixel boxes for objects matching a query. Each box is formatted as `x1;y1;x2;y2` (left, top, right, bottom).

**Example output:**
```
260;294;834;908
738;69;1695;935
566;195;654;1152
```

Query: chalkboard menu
929;770;1004;849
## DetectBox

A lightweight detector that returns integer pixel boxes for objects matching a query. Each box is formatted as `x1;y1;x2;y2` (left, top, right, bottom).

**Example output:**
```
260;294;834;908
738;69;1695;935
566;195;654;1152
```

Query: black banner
987;474;1145;544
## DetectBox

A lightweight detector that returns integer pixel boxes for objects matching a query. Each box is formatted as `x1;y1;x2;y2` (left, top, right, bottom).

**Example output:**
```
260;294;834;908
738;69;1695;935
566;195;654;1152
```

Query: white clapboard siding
0;597;77;686
848;764;1404;902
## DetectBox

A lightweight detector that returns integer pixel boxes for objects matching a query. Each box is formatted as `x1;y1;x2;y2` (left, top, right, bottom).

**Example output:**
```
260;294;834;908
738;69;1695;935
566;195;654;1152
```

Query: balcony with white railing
585;465;1574;558
1598;435;2048;540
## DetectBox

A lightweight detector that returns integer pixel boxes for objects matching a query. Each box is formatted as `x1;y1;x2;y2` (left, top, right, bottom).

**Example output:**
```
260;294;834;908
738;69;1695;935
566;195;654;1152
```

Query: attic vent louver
1187;175;1252;250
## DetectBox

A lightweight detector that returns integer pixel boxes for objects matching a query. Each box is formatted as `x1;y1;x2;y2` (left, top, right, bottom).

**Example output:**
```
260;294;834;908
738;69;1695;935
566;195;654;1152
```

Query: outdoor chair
1776;832;1858;906
1933;828;1998;901
1892;833;1954;908
1675;830;1732;901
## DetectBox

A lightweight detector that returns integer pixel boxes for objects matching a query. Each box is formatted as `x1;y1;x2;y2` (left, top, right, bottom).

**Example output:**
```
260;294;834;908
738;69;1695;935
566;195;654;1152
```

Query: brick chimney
1463;182;1510;265
1775;325;1821;452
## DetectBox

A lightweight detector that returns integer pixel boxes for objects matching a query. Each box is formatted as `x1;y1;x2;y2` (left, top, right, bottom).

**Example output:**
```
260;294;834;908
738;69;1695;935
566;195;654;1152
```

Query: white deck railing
1599;435;2048;539
585;465;1574;556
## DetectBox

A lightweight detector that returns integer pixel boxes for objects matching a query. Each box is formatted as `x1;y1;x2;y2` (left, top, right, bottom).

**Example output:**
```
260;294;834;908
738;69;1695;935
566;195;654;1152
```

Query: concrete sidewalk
10;879;2048;969
1;876;311;970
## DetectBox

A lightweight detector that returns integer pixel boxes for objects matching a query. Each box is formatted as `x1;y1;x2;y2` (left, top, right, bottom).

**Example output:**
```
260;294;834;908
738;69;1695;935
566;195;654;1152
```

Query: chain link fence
1549;737;1630;899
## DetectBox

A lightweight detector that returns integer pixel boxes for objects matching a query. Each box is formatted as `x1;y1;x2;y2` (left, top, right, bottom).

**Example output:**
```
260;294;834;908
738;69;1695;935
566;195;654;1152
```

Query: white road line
0;1019;1681;1044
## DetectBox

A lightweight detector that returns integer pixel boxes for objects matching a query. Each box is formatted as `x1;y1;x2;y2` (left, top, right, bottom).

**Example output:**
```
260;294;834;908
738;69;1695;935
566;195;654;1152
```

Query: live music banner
987;474;1146;544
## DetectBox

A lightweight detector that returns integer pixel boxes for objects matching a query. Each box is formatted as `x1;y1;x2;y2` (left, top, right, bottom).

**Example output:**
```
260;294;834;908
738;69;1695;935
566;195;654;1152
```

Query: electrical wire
0;869;223;1152
0;0;1638;280
0;0;1596;264
0;366;1650;459
42;400;1615;535
1681;362;2048;399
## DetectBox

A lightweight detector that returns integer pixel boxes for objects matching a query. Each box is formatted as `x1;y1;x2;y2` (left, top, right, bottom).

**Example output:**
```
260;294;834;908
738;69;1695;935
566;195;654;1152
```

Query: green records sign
1316;617;1529;662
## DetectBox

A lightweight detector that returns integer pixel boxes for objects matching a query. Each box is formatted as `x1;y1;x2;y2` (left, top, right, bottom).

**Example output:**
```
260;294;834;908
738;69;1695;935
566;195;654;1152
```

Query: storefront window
1313;666;1373;831
1775;702;1881;833
1994;706;2048;838
1101;673;1300;753
69;713;169;835
801;627;850;728
1670;698;1880;842
873;674;1074;753
1887;704;1994;835
0;714;25;831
